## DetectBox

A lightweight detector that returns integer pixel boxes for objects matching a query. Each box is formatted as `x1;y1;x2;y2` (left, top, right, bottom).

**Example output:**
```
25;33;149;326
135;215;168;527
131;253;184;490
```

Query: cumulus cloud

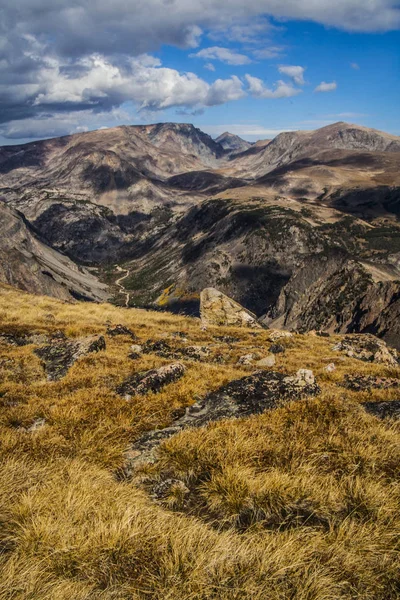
245;74;302;98
190;46;251;65
1;0;399;138
204;63;216;71
0;51;246;127
278;65;306;85
314;81;337;92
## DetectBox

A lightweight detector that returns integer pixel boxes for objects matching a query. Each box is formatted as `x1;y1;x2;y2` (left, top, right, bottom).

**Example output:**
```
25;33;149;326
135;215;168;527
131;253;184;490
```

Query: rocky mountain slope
0;202;108;301
1;120;400;345
0;283;399;599
215;131;253;153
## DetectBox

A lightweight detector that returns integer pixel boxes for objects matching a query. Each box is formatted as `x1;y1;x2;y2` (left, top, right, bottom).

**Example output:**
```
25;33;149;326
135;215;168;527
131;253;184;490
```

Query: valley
1;121;400;345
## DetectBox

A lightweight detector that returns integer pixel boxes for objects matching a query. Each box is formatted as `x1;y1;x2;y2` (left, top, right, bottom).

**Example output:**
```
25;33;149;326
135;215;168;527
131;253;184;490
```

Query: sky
1;0;399;145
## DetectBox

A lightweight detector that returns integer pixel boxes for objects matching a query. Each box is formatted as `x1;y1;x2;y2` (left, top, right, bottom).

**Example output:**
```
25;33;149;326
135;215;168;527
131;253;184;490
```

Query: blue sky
1;1;399;144
159;22;400;140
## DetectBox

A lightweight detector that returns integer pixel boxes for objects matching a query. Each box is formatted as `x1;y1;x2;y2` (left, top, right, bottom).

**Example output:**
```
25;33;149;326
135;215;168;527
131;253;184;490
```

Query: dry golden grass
0;283;399;599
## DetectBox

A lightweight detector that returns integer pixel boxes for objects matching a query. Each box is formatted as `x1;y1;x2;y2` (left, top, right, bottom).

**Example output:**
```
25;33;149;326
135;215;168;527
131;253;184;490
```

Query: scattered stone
333;334;398;366
34;335;106;381
106;324;137;339
238;354;255;365
200;288;262;329
27;418;46;433
214;335;240;344
363;401;400;420
128;344;143;360
316;331;330;338
256;355;276;368
324;363;336;373
117;362;186;399
142;339;173;357
343;374;400;391
179;345;210;361
269;330;293;341
269;343;286;354
127;369;319;468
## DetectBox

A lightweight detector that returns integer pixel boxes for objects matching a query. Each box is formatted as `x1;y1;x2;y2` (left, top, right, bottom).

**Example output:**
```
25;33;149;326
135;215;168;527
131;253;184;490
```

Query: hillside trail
115;266;131;307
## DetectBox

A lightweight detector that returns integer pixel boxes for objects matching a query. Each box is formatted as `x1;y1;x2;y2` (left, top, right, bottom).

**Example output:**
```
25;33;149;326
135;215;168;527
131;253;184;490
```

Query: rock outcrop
34;335;106;380
363;401;400;420
200;288;262;329
126;369;319;468
333;334;398;366
117;363;186;399
0;202;109;302
343;374;400;391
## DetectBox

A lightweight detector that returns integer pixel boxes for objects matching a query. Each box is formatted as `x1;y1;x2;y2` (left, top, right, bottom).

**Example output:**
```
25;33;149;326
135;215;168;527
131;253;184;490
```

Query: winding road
115;266;131;307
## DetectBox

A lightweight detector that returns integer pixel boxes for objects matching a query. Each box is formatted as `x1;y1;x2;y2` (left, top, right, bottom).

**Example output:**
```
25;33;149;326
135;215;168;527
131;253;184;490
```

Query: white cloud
245;74;302;98
314;81;337;93
204;62;216;71
190;46;251;65
278;65;306;85
15;53;247;113
252;46;286;59
350;62;360;70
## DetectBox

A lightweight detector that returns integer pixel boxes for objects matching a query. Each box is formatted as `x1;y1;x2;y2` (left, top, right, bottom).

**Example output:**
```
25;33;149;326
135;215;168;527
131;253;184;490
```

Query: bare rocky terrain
1;120;400;345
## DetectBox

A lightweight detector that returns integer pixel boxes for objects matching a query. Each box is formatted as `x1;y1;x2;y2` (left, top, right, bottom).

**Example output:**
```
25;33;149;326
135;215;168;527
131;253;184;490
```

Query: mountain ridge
1;120;400;345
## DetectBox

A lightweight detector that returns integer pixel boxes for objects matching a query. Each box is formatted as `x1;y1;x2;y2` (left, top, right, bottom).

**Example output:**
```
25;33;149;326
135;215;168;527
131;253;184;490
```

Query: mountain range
1;121;400;346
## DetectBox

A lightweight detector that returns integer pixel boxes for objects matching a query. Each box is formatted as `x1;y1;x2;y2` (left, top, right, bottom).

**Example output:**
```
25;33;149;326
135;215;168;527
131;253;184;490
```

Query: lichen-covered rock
363;401;400;420
106;324;137;339
0;329;66;347
117;362;186;399
127;369;319;468
34;335;106;380
200;288;261;329
333;334;398;366
142;339;173;357
237;354;255;365
269;343;286;354
269;330;293;341
179;345;210;361
343;374;400;391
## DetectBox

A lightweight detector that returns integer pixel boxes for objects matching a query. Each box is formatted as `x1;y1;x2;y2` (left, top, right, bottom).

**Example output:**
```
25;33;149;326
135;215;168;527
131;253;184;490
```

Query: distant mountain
227;122;400;179
215;132;252;153
1;120;400;345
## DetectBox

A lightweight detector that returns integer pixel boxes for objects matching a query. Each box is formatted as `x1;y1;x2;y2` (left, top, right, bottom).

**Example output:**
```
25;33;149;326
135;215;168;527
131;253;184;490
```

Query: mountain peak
215;131;252;153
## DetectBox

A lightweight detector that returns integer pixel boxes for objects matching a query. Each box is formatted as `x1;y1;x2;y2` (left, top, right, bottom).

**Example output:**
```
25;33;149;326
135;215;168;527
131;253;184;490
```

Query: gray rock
363;401;400;420
237;354;255;365
126;368;319;469
117;362;186;399
34;335;106;381
106;324;137;339
333;334;398;366
256;355;276;368
269;343;286;354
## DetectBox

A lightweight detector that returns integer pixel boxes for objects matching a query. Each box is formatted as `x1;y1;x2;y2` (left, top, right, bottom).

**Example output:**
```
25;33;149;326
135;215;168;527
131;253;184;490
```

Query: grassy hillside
0;283;399;600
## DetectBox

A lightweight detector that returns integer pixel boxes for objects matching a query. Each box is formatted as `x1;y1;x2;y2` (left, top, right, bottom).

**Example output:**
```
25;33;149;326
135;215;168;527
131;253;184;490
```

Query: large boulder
200;288;261;329
34;335;106;381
